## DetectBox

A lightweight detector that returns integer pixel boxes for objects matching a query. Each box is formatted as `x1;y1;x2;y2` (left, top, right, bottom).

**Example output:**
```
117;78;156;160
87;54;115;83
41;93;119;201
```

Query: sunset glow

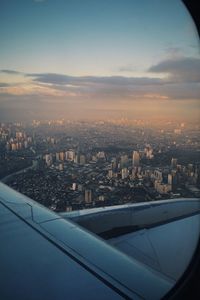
0;0;199;121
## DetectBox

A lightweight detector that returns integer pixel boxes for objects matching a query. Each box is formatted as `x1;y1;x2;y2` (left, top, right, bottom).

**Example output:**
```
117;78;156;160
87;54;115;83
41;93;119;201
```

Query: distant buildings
108;169;113;178
85;189;92;204
154;180;172;194
66;150;75;161
45;154;53;167
80;154;86;165
120;155;128;168
121;168;129;179
1;120;200;211
132;151;140;167
171;158;178;169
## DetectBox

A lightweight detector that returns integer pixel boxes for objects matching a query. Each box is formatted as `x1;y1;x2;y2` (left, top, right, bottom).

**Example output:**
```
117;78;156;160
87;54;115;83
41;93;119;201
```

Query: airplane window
0;0;199;299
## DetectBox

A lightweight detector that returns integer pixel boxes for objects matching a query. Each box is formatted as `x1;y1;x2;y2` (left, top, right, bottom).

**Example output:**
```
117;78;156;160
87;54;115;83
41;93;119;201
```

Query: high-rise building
56;152;60;161
154;180;171;194
145;146;154;159
85;190;92;203
188;164;194;172
168;171;178;191
72;183;76;191
59;152;65;161
74;154;79;164
80;154;86;165
121;168;129;179
168;174;172;185
66;150;75;161
11;143;17;151
132;151;140;167
45;154;52;167
58;163;64;171
154;169;163;182
120;155;128;168
98;195;105;201
97;151;106;159
108;170;113;178
16;131;23;139
111;158;117;169
171;158;178;169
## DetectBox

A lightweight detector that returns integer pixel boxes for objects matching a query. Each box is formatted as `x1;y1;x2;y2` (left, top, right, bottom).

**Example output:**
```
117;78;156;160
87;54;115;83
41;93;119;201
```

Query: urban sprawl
0;119;200;212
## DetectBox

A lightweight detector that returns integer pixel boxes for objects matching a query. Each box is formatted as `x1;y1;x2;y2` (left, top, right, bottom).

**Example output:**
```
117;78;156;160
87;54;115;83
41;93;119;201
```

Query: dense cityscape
0;119;199;212
0;1;200;298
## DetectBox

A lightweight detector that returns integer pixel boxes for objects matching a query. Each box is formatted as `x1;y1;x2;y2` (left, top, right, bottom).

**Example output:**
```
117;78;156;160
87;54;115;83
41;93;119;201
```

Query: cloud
27;73;163;86
148;57;200;83
0;70;22;75
23;73;169;101
1;56;199;103
25;71;198;101
0;83;77;98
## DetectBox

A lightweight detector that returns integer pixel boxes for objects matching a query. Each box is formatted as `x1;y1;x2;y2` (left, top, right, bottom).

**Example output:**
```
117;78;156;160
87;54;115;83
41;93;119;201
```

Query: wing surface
0;182;173;300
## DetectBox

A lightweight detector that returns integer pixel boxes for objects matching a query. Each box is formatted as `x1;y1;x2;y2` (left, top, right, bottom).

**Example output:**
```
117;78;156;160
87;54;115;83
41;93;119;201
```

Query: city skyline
0;0;199;121
1;119;200;208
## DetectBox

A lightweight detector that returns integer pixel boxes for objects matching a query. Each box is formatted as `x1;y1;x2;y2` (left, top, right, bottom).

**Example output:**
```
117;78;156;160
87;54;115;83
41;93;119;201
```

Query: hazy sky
0;0;199;121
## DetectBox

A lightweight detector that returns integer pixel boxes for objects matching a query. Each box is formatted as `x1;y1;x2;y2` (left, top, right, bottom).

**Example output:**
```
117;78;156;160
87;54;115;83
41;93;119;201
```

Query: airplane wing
62;198;200;283
0;182;199;300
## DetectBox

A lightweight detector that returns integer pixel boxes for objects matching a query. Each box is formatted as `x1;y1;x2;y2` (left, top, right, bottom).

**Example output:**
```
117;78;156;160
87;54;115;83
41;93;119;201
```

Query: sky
0;0;199;121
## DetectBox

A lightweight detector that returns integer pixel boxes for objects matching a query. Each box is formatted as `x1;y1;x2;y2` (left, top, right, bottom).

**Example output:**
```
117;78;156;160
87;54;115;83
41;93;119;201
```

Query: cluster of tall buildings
3;131;32;151
44;150;88;167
